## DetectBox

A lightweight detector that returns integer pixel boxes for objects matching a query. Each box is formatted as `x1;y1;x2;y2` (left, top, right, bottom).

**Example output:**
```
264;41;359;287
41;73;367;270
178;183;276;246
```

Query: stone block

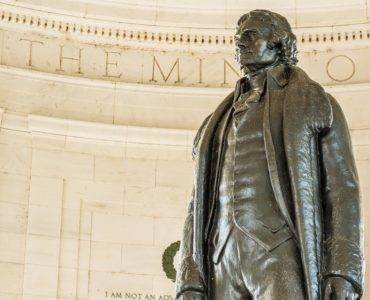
60;208;80;239
0;293;22;300
76;269;89;299
92;213;154;245
27;205;62;237
0;232;25;264
0;262;24;294
0;128;31;147
90;241;122;272
121;245;164;275
124;186;187;218
78;240;91;271
152;275;176;296
32;149;94;180
23;264;58;297
357;160;370;187
0;202;27;234
126;126;188;146
57;267;77;299
66;136;125;157
59;238;79;269
31;132;66;151
25;235;59;267
154;217;183;247
0;144;31;176
94;156;156;187
29;176;63;208
351;129;370;146
65;179;124;208
0;173;29;205
89;271;153;298
125;143;188;161
155;160;194;188
354;144;370;161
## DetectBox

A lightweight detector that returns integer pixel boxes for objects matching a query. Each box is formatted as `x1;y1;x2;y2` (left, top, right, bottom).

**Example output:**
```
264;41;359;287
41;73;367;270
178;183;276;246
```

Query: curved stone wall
0;1;369;299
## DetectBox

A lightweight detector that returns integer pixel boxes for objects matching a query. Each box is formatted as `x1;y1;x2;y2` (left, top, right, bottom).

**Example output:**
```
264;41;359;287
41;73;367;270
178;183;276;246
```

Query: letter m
151;57;180;83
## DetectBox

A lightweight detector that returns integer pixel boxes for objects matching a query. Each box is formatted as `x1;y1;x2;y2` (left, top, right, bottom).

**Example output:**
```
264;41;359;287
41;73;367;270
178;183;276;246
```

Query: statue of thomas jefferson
175;9;364;300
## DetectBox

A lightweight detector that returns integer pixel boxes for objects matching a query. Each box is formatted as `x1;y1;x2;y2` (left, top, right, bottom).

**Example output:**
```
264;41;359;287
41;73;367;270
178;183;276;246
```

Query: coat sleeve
320;93;364;295
175;114;211;299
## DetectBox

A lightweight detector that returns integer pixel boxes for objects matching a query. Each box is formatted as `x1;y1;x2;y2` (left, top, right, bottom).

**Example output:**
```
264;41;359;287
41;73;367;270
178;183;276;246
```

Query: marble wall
0;111;195;299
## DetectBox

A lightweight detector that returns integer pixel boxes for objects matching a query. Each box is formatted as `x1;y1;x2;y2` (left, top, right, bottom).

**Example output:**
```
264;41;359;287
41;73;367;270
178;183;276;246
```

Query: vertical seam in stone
120;244;123;272
87;212;93;300
93;155;96;182
75;198;83;299
0;29;4;65
21;146;33;297
56;178;66;298
122;186;125;216
113;82;117;125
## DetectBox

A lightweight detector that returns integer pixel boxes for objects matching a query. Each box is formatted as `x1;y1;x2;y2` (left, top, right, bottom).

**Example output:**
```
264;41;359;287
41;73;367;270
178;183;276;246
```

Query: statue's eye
241;31;256;41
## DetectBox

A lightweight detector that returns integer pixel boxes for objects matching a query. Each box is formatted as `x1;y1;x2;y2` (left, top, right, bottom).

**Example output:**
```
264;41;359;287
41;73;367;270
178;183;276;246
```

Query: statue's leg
208;227;252;300
257;238;305;299
236;234;305;300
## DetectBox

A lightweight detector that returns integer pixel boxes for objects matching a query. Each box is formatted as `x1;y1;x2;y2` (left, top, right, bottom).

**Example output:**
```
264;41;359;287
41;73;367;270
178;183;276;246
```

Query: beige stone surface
0;262;24;295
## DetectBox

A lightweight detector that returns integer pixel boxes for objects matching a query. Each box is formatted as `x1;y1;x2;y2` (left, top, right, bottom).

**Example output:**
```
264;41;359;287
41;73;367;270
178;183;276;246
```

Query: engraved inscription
56;45;83;74
104;291;173;300
151;57;181;83
104;51;122;78
19;39;44;67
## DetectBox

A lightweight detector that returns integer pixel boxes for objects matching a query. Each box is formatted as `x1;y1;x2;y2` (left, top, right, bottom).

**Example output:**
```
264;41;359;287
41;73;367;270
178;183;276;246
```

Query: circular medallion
326;55;355;82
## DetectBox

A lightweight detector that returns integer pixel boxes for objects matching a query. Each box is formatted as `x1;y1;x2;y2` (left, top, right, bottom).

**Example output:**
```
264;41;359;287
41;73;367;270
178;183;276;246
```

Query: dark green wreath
162;240;181;282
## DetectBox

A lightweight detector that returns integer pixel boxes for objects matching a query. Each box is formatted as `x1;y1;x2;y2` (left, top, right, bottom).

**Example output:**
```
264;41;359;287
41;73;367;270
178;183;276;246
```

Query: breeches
208;226;305;300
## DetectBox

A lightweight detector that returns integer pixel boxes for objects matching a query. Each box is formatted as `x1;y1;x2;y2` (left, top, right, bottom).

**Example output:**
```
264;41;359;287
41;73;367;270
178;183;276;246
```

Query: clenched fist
324;277;358;300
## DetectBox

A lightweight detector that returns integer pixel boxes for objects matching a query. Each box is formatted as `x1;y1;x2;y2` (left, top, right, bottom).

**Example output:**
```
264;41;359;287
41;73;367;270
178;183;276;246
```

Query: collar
233;63;289;102
266;63;290;88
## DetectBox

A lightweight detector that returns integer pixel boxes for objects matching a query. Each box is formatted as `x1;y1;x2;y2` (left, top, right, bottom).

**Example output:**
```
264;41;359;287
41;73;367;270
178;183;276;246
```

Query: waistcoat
209;78;292;264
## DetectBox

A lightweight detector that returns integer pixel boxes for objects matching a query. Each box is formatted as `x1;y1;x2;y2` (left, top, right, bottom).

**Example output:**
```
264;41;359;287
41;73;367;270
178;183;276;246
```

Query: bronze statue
175;9;364;300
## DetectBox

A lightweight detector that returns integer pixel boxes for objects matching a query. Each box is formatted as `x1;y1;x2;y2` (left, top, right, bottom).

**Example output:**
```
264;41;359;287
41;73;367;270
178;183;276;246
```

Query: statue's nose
236;42;247;50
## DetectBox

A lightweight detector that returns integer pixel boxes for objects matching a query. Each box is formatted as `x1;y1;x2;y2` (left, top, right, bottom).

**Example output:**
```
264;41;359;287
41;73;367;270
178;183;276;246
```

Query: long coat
175;64;364;300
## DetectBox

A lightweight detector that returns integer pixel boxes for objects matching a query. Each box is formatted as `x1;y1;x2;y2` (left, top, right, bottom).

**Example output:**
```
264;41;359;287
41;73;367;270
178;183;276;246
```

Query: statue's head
235;10;298;74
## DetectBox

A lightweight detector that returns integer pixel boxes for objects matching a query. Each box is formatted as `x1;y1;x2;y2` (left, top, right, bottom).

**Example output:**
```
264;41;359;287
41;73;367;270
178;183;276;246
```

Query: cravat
233;77;266;114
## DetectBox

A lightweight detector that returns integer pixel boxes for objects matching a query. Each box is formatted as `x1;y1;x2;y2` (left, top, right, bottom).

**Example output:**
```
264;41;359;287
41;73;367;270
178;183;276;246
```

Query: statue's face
234;19;279;71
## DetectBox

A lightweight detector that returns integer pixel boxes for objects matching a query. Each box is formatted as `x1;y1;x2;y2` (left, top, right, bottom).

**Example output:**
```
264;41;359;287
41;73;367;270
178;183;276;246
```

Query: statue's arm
175;114;211;299
319;94;364;296
175;191;205;299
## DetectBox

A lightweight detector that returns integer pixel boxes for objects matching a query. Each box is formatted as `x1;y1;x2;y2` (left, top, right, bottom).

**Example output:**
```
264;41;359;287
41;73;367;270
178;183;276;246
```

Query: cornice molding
27;114;194;146
0;110;367;147
1;2;370;51
2;64;370;97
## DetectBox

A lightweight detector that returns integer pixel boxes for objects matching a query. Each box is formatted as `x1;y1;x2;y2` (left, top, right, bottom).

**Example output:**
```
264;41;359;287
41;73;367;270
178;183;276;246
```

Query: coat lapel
263;74;297;239
192;91;234;275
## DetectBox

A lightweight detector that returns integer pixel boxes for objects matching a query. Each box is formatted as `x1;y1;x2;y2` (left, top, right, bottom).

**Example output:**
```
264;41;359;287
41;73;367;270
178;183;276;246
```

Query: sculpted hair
237;9;298;66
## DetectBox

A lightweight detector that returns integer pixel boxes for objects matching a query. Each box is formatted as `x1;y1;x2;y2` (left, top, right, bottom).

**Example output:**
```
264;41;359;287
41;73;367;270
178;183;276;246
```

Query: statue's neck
248;69;267;90
243;61;281;90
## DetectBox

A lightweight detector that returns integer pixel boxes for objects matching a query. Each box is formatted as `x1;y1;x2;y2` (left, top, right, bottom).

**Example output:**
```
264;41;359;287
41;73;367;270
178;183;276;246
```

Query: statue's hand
178;291;205;300
324;277;358;300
